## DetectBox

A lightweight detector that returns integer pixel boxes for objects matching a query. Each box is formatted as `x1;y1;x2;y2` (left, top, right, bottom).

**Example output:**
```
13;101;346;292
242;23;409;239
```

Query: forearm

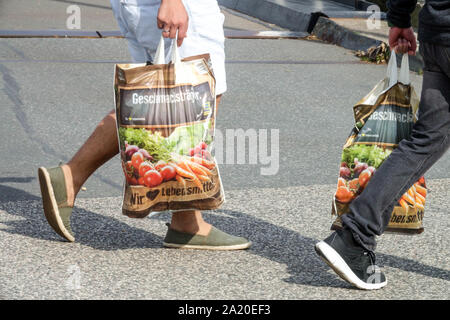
386;0;417;28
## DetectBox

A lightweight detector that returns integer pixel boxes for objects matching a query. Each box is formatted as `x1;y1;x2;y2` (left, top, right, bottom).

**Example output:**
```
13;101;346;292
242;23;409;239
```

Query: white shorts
110;0;227;95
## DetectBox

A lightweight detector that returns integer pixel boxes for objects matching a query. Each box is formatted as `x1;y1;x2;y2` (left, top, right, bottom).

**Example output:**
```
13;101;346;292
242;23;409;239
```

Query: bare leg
62;95;223;236
61;110;118;207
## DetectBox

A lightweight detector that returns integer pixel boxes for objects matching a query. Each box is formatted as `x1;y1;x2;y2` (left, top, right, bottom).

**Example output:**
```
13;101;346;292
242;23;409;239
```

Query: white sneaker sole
163;241;252;251
315;241;387;290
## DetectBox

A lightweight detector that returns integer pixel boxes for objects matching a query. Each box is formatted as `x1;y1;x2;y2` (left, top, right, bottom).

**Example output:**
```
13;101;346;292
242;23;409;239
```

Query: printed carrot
177;161;210;182
401;193;416;206
172;163;203;190
414;195;423;205
190;156;215;169
414;190;425;210
415;199;425;211
415;184;427;197
178;160;197;172
190;177;204;190
187;163;211;178
415;192;425;204
196;174;210;182
177;161;192;173
407;187;415;198
186;161;213;176
172;164;195;179
399;198;409;211
175;174;186;187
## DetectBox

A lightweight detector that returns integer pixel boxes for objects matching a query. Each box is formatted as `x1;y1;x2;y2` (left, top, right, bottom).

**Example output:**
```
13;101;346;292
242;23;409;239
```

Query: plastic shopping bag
331;52;425;234
114;36;224;218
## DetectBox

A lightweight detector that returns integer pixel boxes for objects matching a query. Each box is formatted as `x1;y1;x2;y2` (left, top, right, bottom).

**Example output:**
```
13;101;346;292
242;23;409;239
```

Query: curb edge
219;0;424;72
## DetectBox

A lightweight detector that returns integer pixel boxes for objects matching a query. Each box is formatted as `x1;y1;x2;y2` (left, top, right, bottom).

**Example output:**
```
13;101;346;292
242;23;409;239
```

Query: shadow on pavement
0;183;163;250
209;209;351;289
0;178;37;202
0;182;448;288
208;209;450;287
0;177;36;183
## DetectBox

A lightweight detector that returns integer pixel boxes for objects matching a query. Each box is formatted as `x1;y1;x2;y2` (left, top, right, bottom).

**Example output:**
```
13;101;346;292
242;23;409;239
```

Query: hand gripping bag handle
153;34;182;65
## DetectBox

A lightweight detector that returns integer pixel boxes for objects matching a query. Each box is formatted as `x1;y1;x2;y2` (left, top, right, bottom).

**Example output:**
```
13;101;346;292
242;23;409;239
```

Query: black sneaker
315;229;387;290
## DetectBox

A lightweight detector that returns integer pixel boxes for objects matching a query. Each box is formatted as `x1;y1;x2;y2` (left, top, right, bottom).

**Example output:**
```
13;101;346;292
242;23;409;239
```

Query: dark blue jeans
341;42;450;251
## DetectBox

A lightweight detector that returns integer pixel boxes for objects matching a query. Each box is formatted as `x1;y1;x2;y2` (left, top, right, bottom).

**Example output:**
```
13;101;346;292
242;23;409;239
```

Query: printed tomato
160;165;177;181
348;178;360;192
126;160;133;171
337;177;347;188
127;176;138;185
154;160;167;171
358;169;372;188
335;186;354;203
122;161;134;176
139;162;153;177
138;177;145;186
131;152;144;169
144;170;163;187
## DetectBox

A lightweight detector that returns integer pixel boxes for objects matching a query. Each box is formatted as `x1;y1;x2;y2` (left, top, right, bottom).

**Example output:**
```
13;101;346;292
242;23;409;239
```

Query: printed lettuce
166;123;212;155
342;144;392;168
119;128;175;162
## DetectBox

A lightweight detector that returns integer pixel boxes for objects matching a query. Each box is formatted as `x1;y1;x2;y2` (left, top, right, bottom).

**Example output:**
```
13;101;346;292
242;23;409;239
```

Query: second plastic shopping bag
331;52;425;233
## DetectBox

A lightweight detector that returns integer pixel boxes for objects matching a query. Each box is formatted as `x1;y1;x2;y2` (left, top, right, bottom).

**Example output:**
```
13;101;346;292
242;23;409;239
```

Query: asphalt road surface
0;3;449;300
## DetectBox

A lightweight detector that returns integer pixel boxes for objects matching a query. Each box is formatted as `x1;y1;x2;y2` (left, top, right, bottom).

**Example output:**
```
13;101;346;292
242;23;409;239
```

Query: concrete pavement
0;181;449;299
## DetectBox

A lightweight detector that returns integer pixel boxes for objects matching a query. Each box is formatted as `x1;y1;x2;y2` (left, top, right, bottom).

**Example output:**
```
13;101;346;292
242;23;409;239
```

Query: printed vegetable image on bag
114;36;224;218
331;52;425;233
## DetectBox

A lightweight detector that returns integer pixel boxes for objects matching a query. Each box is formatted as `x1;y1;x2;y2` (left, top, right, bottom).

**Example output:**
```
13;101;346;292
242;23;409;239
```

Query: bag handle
399;53;410;85
153;34;166;65
387;50;398;87
170;33;181;65
387;50;410;87
153;33;182;65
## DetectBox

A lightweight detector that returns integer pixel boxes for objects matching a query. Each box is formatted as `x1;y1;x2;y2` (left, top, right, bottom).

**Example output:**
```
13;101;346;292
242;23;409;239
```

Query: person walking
38;0;252;250
315;0;450;290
